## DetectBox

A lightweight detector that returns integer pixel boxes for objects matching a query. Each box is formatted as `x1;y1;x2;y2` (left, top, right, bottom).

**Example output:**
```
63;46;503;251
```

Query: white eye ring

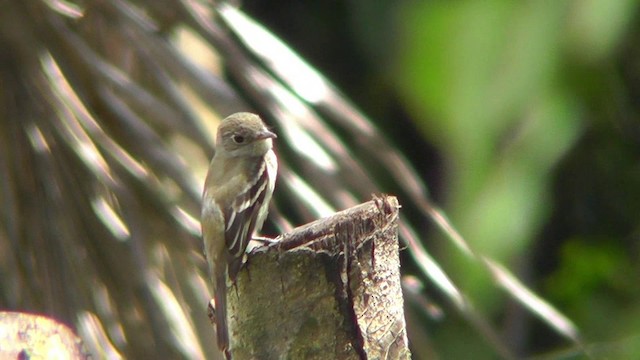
232;135;245;144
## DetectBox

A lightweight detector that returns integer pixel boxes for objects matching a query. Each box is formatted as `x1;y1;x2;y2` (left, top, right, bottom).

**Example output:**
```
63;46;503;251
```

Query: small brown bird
201;112;277;357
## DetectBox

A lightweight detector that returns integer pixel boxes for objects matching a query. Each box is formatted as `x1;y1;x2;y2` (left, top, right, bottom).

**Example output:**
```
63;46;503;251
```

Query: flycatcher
201;112;278;357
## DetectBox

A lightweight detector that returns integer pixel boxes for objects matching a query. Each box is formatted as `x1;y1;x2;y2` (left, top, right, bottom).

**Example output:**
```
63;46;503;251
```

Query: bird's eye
232;135;245;144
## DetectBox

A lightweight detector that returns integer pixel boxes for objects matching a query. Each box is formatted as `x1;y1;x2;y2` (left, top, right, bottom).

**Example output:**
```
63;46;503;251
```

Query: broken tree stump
223;195;410;359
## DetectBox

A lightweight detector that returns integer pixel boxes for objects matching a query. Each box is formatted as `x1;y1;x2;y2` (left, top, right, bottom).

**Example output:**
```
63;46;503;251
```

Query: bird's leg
207;299;216;324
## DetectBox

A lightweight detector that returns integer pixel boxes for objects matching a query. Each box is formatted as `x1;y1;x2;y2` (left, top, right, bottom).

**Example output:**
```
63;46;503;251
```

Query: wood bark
225;195;410;359
0;311;88;359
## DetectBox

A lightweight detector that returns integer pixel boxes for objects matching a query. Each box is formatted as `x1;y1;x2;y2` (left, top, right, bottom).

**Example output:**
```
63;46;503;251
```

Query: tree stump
224;195;410;359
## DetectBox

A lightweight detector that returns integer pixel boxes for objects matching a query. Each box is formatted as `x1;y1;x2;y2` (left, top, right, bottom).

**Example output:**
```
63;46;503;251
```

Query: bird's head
216;112;276;158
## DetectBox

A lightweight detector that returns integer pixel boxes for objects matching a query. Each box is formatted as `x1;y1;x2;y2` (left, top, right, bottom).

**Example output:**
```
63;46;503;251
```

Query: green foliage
547;239;628;306
397;0;577;261
392;0;640;356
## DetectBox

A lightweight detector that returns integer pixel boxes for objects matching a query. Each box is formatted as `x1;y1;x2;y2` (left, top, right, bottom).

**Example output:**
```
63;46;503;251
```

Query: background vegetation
246;1;640;358
1;0;639;358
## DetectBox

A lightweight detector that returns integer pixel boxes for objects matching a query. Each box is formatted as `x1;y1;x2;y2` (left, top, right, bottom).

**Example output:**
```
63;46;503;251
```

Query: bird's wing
223;159;270;280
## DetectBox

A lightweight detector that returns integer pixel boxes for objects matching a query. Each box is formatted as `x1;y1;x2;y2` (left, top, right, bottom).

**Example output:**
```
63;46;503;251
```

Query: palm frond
0;1;586;358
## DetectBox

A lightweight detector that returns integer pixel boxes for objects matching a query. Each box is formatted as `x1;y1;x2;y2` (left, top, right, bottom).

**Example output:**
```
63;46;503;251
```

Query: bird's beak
256;130;277;140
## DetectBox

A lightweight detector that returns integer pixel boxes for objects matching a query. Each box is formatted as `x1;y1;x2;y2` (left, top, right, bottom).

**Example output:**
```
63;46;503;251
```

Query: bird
201;112;278;357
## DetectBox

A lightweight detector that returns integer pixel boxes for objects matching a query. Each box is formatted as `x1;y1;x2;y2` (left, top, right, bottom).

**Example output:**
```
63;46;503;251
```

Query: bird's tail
214;268;230;359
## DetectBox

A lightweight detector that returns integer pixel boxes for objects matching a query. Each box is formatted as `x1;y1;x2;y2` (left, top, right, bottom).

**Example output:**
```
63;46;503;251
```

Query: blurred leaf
566;0;638;62
546;238;631;306
396;0;584;295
